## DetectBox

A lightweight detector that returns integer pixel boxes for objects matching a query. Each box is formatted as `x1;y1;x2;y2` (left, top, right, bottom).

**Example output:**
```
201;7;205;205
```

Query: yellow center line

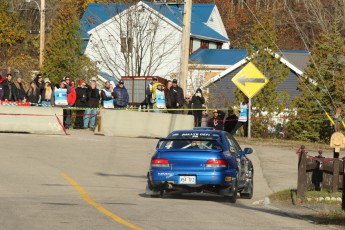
61;173;144;230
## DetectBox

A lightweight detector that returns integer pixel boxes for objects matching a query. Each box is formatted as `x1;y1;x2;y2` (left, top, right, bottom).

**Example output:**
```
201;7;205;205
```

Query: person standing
65;77;76;129
334;102;343;132
2;74;17;102
224;109;238;134
74;80;88;129
208;110;225;130
101;81;116;109
191;88;205;127
34;74;44;92
182;95;192;115
84;80;100;130
41;78;54;107
201;110;208;127
231;96;249;137
13;77;28;102
114;80;129;108
165;80;177;114
146;77;158;111
172;79;184;114
152;82;166;112
26;81;40;105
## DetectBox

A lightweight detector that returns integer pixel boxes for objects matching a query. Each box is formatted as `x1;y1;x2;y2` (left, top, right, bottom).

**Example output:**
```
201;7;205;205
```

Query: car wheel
240;170;254;199
226;182;238;203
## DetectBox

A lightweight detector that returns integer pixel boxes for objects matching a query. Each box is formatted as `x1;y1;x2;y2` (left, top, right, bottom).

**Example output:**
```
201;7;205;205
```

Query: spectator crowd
0;74;248;135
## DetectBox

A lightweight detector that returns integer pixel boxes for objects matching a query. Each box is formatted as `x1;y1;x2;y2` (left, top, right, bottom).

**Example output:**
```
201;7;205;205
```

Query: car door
225;133;247;187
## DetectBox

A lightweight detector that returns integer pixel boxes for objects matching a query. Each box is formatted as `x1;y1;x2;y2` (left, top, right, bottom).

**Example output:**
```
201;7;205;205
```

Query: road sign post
232;62;268;138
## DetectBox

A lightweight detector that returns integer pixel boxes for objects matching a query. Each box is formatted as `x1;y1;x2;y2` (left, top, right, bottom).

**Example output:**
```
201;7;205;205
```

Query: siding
84;8;181;80
208;67;301;108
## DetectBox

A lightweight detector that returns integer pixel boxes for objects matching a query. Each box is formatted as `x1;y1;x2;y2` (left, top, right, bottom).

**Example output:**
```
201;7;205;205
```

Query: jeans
84;109;97;128
153;105;163;113
41;101;51;107
63;109;72;129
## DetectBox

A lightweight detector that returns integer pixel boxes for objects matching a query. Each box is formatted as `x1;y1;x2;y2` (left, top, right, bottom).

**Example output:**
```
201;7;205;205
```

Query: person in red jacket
62;76;76;129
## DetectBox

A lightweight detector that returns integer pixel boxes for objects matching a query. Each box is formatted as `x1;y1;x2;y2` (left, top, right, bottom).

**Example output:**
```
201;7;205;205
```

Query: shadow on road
138;192;319;225
95;172;146;179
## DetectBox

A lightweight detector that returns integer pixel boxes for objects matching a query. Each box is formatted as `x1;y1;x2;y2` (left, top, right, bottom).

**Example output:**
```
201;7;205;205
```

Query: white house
80;1;230;82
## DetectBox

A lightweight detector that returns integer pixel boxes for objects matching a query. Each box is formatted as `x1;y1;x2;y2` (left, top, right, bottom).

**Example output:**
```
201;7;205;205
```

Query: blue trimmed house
188;48;310;106
80;1;230;81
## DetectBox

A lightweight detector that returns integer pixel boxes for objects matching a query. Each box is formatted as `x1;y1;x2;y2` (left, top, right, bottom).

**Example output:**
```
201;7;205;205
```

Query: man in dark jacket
165;80;177;114
114;80;129;108
208;110;225;130
74;80;88;129
224;109;238;133
172;79;184;114
84;80;100;130
191;88;205;127
2;74;17;102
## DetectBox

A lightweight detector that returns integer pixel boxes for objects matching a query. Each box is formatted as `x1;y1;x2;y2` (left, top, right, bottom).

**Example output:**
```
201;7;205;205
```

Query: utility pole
179;0;192;94
39;0;45;69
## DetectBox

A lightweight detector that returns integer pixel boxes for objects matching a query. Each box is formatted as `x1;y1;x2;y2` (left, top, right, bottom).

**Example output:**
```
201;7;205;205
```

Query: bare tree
85;2;181;80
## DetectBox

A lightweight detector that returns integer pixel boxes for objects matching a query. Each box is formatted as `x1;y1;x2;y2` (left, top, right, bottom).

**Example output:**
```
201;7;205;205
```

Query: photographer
191;88;205;127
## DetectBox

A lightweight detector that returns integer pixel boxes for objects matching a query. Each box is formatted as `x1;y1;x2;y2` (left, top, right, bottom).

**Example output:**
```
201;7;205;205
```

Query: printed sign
54;88;68;106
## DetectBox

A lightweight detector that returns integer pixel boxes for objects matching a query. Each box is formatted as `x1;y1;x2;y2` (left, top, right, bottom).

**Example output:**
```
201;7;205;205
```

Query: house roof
80;2;229;46
189;49;248;65
191;48;310;67
200;49;310;89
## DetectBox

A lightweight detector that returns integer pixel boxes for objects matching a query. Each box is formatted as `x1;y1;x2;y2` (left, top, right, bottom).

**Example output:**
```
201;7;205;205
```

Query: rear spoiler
156;138;225;151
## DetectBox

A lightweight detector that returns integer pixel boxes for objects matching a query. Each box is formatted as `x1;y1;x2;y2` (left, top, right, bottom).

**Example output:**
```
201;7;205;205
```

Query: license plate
179;176;196;184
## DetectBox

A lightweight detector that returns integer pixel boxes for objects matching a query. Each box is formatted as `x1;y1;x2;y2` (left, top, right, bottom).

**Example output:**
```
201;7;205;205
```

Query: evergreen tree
43;0;97;83
286;19;345;142
0;0;32;72
235;19;289;137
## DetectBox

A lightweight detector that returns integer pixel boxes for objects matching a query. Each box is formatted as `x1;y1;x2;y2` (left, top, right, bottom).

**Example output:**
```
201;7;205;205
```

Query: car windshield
159;132;223;150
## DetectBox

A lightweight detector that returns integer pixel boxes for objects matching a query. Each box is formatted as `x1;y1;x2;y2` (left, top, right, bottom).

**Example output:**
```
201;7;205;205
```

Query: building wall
207;67;301;108
84;6;182;80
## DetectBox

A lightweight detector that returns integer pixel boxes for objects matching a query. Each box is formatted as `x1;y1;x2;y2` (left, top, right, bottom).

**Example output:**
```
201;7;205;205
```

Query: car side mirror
243;147;253;155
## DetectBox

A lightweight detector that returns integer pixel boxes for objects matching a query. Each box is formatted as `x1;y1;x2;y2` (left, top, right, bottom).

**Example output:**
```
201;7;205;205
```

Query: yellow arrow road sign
232;62;269;99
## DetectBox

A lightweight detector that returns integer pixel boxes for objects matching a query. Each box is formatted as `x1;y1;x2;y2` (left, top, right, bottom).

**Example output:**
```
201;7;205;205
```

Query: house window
217;43;223;49
209;42;217;49
192;39;201;52
201;40;209;48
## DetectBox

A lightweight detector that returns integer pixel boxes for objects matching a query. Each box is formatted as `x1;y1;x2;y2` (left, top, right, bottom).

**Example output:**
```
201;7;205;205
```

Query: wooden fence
297;148;344;197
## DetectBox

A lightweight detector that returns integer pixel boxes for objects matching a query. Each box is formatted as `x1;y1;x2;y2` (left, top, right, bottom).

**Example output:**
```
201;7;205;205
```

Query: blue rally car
146;128;254;203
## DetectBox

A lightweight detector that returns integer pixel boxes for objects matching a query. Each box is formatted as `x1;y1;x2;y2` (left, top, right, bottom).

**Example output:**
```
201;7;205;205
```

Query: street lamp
25;0;45;69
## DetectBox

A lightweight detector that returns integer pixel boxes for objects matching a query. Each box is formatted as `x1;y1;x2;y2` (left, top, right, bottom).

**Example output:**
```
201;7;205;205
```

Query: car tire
226;182;238;203
240;169;254;199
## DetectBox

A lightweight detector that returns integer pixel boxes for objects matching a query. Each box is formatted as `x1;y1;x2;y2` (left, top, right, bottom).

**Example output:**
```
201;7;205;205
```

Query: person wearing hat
40;78;54;107
74;79;88;129
146;77;158;111
208;109;225;130
172;79;184;114
114;80;129;108
191;88;205;126
152;82;166;112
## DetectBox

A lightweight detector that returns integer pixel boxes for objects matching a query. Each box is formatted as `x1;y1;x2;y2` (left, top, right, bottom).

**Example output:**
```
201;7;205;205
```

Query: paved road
0;131;332;230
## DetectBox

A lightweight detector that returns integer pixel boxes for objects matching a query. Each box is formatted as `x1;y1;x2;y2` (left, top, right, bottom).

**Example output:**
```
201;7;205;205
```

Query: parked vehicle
146;128;254;203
